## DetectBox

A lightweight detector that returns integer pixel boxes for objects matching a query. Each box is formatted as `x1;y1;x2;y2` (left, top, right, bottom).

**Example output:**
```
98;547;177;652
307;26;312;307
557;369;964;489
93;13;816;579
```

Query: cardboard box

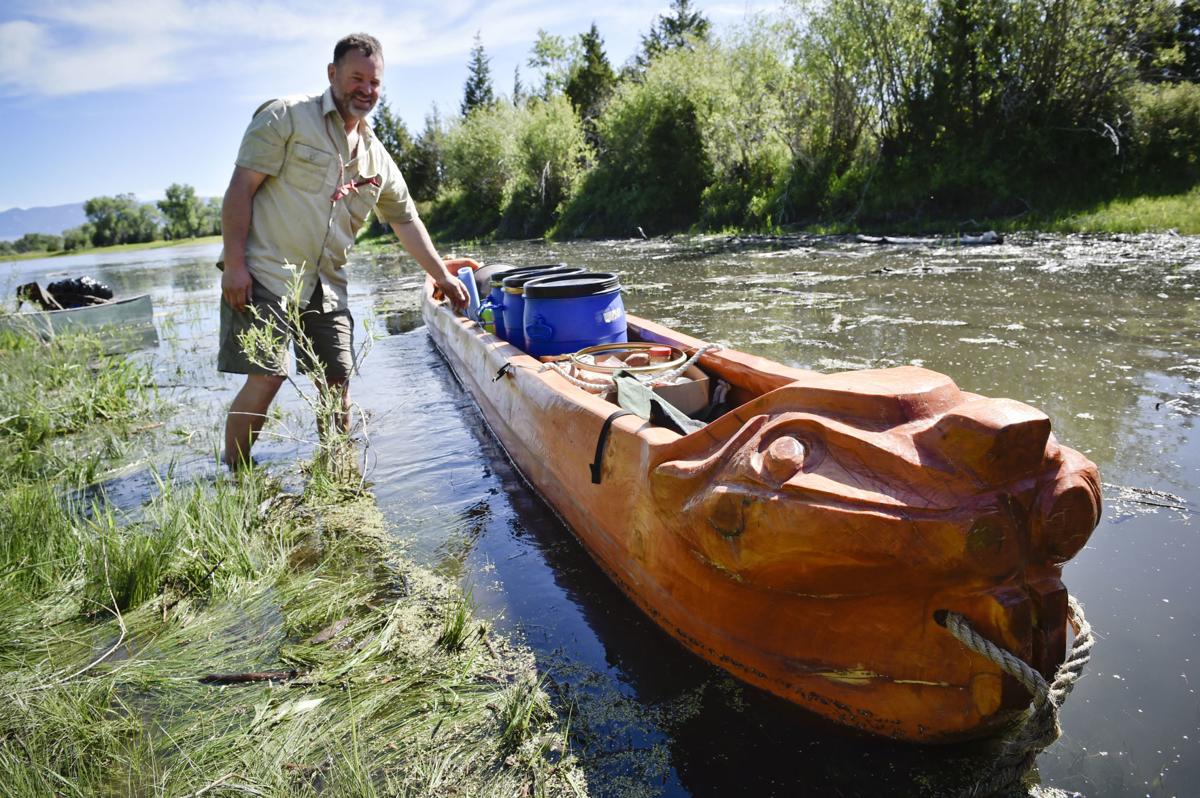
652;366;711;416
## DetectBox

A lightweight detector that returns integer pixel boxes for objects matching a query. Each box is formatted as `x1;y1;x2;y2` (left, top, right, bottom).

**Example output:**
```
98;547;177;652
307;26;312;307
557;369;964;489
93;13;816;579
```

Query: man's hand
222;263;254;312
436;274;470;310
390;219;474;312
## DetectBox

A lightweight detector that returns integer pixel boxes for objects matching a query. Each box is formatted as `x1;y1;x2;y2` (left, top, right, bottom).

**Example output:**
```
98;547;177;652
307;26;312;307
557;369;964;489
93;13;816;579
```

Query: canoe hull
421;281;1099;742
0;294;157;351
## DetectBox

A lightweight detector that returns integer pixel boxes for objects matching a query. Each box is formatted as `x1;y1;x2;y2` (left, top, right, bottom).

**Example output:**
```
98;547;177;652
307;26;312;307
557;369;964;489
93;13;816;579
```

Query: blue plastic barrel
473;264;516;336
500;265;582;347
522;272;627;357
487;264;569;341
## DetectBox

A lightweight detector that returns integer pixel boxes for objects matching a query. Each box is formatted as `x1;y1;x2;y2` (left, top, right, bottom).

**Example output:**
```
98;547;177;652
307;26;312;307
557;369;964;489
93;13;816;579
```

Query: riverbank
0;330;586;796
0;235;222;264
410;185;1200;244
7;185;1196;268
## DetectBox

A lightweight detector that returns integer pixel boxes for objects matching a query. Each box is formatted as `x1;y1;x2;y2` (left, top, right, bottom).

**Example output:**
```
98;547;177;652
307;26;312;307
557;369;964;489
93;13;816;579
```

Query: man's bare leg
224;374;286;469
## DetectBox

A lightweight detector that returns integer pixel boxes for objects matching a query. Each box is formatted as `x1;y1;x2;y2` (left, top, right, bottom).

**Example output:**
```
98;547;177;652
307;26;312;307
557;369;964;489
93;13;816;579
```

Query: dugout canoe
0;294;157;351
421;275;1101;743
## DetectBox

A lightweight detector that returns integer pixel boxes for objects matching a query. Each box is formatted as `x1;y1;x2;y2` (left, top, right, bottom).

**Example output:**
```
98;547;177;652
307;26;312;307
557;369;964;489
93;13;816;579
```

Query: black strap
493;363;513;382
590;410;634;485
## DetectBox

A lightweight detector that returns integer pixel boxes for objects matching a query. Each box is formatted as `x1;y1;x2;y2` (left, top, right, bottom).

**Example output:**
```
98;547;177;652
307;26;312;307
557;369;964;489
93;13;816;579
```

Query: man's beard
336;88;375;120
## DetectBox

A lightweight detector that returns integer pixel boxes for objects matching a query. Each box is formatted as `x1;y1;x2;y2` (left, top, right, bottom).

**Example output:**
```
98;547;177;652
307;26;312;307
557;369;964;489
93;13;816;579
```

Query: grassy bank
357;188;1200;250
1039;185;1200;235
0;235;222;264
0;331;586;796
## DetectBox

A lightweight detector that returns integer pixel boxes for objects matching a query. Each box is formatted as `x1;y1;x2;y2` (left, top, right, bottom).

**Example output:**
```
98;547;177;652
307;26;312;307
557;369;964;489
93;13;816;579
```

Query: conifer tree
513;65;526;106
565;23;616;126
637;0;711;69
461;33;496;116
408;106;446;202
372;94;414;166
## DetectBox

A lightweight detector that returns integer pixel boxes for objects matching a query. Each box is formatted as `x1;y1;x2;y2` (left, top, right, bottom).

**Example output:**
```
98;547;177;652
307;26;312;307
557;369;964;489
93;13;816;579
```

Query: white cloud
2;1;435;94
0;20;49;78
0;0;785;98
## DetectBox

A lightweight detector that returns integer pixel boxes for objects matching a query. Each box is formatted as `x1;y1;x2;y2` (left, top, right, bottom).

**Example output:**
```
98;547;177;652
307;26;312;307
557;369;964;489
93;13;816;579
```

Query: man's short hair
334;33;383;64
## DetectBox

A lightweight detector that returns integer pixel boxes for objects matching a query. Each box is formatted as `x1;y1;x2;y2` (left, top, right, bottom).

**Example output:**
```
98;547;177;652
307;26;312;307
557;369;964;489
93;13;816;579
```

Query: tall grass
1046;186;1200;234
0;331;155;485
0;326;587;797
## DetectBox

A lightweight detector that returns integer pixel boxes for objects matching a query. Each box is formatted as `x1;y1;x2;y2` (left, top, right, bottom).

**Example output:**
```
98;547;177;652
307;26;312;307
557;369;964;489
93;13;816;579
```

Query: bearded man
217;32;468;469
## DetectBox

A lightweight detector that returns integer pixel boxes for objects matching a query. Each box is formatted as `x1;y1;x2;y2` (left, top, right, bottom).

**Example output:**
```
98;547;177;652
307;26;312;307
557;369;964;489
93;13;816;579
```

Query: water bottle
456;265;481;321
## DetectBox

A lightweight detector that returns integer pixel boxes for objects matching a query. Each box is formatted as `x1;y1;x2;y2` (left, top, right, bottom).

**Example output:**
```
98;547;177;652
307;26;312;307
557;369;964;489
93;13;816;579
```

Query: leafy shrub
432;103;521;238
1127;80;1200;190
556;49;714;236
500;95;591;237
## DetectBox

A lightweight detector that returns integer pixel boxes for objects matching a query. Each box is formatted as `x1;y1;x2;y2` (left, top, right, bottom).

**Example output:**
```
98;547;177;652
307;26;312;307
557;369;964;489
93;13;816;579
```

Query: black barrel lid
473;263;516;294
491;263;570;288
524;272;621;299
501;265;582;291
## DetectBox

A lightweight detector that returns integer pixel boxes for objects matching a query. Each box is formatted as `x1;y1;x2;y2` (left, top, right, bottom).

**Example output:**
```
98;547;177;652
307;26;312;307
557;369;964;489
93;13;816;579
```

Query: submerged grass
0;329;588;796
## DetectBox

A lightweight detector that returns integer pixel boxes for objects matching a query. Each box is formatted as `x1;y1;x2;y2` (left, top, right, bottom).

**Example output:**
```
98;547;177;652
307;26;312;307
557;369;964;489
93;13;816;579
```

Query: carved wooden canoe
421;277;1101;743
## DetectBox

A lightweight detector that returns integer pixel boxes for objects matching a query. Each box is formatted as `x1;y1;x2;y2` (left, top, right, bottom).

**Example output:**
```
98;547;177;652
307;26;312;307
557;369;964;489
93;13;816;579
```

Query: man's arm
389;217;469;309
221;165;270;312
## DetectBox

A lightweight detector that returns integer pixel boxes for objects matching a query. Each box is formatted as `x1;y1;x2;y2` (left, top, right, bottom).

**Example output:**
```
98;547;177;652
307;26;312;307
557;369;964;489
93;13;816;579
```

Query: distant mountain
0;202;87;241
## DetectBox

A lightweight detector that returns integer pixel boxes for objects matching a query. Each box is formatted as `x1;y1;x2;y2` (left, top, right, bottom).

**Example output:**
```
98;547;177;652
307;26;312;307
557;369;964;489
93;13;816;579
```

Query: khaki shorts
218;280;355;380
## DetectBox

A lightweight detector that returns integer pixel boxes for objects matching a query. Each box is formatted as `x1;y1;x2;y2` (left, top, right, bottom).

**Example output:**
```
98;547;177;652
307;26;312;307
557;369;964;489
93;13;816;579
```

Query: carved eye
753;435;806;483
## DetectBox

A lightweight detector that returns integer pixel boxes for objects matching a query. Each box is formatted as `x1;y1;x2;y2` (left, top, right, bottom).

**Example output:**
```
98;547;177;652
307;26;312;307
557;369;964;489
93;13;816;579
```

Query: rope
940;596;1094;797
538;344;723;395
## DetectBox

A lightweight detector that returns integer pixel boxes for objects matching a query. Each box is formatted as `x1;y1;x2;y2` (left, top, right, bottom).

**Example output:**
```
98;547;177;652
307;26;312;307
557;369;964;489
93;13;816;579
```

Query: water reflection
5;232;1199;796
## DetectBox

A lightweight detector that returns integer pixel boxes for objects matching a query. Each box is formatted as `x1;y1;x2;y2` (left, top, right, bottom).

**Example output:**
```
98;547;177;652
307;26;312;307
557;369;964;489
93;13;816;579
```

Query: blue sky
0;0;782;212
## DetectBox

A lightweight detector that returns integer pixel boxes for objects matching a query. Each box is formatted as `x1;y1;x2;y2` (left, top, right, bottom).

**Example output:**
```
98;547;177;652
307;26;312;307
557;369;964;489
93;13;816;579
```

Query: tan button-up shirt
220;88;418;311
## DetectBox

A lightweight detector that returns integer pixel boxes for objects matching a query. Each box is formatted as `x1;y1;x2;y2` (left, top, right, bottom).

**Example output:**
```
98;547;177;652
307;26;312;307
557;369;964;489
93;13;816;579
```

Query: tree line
1;184;221;256
370;0;1200;238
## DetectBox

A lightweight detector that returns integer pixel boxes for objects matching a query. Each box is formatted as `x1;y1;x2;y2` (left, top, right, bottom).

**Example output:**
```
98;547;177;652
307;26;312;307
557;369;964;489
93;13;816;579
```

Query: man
218;33;468;469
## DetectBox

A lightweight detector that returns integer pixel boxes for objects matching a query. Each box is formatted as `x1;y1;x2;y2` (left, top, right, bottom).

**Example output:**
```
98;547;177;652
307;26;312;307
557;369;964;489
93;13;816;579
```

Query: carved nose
915;398;1051;484
1032;450;1102;563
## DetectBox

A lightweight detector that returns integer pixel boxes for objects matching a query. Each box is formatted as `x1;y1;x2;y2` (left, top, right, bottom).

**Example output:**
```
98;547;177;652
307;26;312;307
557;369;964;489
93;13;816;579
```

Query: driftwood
199;669;299;685
856;230;1003;246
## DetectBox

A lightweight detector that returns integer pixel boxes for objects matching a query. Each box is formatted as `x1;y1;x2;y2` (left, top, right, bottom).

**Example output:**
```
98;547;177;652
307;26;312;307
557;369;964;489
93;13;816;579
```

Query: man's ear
327;62;336;83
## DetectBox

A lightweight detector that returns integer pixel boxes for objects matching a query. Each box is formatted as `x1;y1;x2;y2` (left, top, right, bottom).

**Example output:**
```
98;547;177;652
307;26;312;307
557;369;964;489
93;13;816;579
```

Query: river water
6;233;1199;797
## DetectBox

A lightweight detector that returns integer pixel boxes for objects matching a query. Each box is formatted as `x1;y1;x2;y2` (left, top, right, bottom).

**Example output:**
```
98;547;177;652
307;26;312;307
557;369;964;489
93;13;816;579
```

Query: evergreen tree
408;106;447;202
1180;0;1200;80
513;65;526;106
373;94;415;166
637;0;711;69
461;33;496;116
565;24;617;127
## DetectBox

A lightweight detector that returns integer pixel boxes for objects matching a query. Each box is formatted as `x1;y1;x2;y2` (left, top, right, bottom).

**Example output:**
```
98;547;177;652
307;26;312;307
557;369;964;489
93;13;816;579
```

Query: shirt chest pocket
347;180;381;228
281;142;333;194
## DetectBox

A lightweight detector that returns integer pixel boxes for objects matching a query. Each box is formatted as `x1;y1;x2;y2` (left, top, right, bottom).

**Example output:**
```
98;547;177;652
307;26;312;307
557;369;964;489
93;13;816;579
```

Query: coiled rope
538;344;723;394
939;596;1094;797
